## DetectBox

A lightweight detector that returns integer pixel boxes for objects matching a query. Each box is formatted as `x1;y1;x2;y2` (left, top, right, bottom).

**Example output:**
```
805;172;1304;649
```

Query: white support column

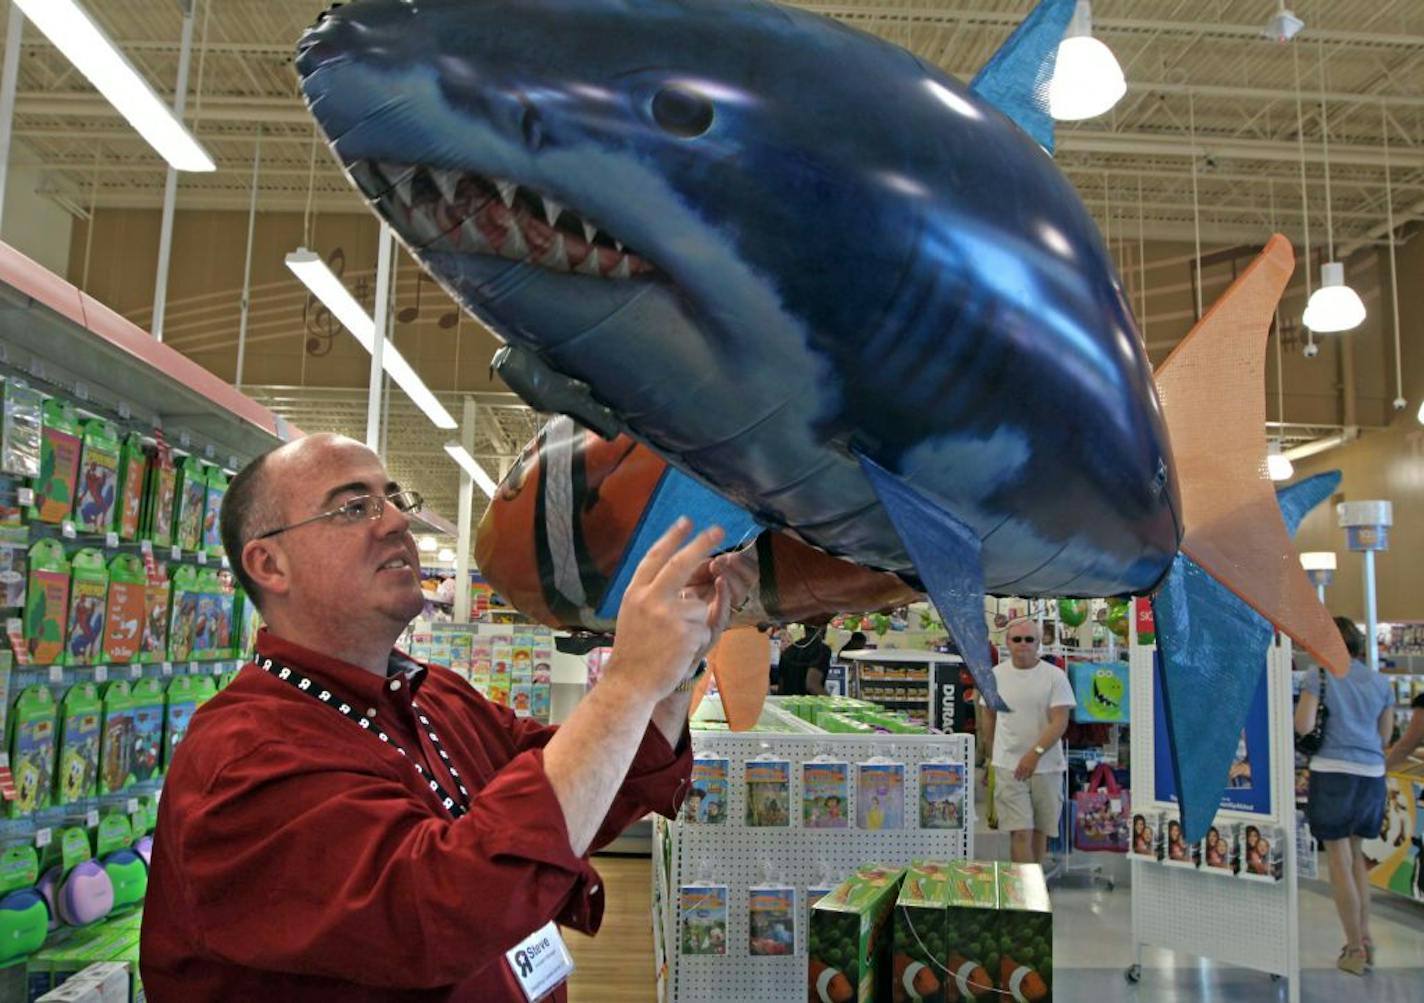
454;396;477;623
234;127;262;389
0;5;25;234
367;223;394;452
151;0;197;342
1364;550;1379;672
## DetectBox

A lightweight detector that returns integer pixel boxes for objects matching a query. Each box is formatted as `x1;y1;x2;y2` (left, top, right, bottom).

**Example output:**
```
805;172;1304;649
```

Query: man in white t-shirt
980;618;1075;864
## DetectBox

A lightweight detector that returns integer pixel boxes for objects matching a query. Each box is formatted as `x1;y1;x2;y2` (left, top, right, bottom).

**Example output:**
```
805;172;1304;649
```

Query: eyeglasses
254;489;423;540
1009;635;1037;643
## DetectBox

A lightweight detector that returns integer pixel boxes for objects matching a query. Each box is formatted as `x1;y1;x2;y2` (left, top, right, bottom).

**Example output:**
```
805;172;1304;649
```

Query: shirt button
590;884;601;897
389;679;402;692
366;708;378;719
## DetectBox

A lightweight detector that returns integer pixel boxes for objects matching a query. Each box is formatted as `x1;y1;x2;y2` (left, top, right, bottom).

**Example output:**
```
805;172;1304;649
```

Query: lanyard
257;655;472;819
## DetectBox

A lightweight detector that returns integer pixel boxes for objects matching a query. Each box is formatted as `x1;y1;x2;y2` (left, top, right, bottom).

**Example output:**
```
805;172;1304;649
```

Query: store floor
572;845;1424;1003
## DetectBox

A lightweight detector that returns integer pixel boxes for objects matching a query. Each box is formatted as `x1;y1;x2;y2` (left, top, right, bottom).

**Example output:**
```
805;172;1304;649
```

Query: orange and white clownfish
893;952;940;1002
1000;955;1049;1003
945;952;993;1001
809;958;854;1003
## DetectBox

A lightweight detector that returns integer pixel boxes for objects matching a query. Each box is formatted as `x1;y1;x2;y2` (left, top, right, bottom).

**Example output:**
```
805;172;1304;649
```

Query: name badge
505;920;575;1001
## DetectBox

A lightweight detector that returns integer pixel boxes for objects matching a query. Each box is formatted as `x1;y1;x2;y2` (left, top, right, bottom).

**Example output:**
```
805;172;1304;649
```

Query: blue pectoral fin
593;466;760;622
1152;554;1273;843
1275;470;1341;537
857;453;1005;711
969;0;1076;153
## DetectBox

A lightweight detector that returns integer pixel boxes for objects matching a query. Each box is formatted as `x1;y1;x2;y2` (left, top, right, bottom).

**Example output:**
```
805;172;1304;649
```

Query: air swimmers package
809;865;905;1003
162;675;216;771
98;681;134;796
1069;661;1129;724
0;845;45;967
203;466;227;556
193;568;231;659
138;561;170;664
167;565;199;662
64;549;108;667
8;685;56;817
56;683;101;805
72;420;119;535
127;678;164;784
114;433;147;541
174;457;207;552
0;378;43;478
29;400;83;524
24;540;71;664
96;814;146;914
100;555;145;665
141;442;177;547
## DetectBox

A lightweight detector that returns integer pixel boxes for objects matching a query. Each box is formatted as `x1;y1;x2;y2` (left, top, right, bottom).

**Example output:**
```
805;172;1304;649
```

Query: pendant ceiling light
1048;1;1126;121
1266;440;1295;481
1302;44;1365;334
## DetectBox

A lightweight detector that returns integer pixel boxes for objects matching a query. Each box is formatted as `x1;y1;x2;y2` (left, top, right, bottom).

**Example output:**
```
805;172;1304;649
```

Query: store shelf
840;649;963;664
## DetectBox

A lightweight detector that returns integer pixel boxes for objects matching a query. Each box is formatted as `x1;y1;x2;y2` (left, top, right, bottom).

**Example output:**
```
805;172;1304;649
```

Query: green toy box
72;420;120;535
9;685;57;817
114;434;148;542
65;550;109;667
141;443;177;548
809;865;905;1003
56;683;102;805
892;861;954;1003
174;457;207;553
24;540;71;665
941;862;1053;1003
29;400;82;525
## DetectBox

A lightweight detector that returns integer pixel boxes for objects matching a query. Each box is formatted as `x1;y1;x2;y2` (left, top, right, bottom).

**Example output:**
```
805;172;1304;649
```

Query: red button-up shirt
140;630;692;1001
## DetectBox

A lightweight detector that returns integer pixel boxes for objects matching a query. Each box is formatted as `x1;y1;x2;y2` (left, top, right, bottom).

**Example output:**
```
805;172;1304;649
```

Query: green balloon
1106;598;1130;639
1057;599;1088;627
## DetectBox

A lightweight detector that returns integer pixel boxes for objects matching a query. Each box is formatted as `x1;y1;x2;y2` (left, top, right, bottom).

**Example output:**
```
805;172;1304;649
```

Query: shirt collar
254;628;430;704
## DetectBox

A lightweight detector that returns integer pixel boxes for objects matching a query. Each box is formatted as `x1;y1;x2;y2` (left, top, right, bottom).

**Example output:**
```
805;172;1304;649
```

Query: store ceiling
4;0;1420;529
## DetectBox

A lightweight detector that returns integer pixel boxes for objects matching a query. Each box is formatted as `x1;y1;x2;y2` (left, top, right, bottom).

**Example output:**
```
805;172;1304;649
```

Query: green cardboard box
940;862;1052;1003
892;861;954;1003
995;864;1052;1002
809;865;905;1002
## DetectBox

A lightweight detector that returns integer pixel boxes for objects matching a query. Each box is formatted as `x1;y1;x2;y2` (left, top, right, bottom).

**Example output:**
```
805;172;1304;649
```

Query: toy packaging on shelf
0;475;23;527
162;675;216;771
803;759;851;829
809;865;906;1003
1163;814;1196;867
747;885;796;957
95;814;146;915
100;554;146;665
72;420;120;535
56;682;102;805
64;549;109;667
24;540;71;664
138;562;171;663
684;756;729;825
29;399;82;524
129;678;165;784
0;527;26;607
745;757;791;827
9;684;57;816
0;377;44;478
938;862;1054;1003
0;845;46;968
857;761;905;831
1240;823;1284;882
99;681;135;795
167;566;201;662
202;467;228;556
114;433;147;541
142;442;177;547
193;569;234;658
679;885;729;957
918;761;967;830
1069;661;1129;724
174;457;208;552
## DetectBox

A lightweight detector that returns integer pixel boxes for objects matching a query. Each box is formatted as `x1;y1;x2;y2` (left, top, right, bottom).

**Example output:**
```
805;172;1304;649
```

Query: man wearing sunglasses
979;617;1074;866
141;433;751;1001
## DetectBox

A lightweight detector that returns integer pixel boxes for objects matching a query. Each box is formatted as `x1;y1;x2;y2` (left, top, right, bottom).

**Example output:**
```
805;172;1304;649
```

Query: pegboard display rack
652;721;975;1003
1127;622;1300;1002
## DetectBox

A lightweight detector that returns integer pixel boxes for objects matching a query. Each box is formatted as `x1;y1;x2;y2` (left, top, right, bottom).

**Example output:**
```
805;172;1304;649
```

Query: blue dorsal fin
594;465;760;621
856;452;1005;711
1275;470;1341;537
969;0;1076;153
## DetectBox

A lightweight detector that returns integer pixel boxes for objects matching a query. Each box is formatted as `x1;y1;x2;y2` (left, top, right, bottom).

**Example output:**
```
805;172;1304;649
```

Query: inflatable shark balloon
296;0;1348;840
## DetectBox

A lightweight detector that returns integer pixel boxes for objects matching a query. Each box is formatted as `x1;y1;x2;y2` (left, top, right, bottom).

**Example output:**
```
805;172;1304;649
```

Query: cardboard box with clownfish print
934;861;1052;1003
809;865;905;1002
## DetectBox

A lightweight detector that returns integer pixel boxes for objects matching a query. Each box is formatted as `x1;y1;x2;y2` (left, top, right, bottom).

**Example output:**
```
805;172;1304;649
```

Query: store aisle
574;849;1424;1003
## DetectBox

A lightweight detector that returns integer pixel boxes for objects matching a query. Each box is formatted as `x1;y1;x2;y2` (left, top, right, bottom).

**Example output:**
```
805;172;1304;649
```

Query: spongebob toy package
55;683;102;805
8;685;57;817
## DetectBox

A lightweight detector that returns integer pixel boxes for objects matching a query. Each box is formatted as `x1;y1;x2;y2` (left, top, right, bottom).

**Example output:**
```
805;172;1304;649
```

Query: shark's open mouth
350;159;658;280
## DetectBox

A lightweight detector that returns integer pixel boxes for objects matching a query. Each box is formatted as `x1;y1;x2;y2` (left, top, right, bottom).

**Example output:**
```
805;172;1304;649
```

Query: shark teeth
366;159;653;281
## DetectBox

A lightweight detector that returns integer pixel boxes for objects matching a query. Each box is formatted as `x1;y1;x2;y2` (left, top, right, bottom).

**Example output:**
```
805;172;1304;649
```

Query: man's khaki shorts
993;770;1065;834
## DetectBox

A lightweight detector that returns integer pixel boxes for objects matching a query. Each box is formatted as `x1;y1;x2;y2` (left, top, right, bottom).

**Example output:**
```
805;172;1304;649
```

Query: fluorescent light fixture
1266;440;1294;481
444;442;498;498
1048;1;1126;121
437;548;456;563
285;248;457;429
1299;552;1337;572
1303;261;1365;333
13;0;214;172
1262;3;1304;43
418;535;438;553
1418;400;1424;426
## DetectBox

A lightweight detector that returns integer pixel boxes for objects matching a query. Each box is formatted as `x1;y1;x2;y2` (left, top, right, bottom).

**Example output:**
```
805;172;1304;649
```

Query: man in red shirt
141;433;750;1000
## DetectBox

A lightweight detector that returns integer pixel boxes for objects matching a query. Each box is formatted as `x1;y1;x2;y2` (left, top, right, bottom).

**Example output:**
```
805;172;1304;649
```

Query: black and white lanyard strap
258;656;471;820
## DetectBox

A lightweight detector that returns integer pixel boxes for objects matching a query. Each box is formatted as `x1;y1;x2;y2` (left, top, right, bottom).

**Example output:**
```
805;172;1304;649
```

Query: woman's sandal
1337;947;1368;976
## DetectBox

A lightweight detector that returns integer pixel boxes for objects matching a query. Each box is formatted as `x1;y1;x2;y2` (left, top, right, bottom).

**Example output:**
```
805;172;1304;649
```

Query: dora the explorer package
809;865;905;1002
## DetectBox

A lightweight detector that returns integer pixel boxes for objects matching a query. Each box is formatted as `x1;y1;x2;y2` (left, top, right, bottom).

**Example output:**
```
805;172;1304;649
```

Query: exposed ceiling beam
1060;131;1424;170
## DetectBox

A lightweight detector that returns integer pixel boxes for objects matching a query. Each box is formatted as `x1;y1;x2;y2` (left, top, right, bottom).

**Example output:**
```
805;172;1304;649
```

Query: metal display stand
1126;628;1301;1001
652;710;974;1003
1044;745;1116;891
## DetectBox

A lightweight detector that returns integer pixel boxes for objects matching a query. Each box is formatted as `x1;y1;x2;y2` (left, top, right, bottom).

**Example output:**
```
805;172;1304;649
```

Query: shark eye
651;86;714;138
